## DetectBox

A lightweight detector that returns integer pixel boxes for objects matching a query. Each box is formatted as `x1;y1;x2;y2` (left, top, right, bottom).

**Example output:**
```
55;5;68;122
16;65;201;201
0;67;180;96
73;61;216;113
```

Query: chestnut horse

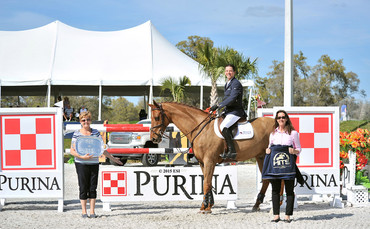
149;101;275;213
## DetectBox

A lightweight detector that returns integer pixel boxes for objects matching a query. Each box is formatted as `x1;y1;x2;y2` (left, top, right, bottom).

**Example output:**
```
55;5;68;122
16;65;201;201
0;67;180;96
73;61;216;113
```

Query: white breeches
220;114;240;130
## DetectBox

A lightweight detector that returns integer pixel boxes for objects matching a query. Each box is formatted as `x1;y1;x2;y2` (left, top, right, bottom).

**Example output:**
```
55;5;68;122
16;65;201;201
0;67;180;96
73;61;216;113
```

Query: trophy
75;136;106;157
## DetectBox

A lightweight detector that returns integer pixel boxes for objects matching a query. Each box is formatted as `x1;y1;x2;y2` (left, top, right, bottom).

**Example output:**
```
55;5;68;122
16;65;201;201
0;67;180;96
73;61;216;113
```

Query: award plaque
75;136;106;157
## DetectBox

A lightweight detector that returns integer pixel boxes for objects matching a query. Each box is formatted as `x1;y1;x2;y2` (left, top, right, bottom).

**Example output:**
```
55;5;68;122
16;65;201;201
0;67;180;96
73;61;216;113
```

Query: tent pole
143;94;147;111
47;79;51;107
200;84;203;109
247;87;253;118
148;85;153;119
0;80;2;108
98;82;102;121
148;21;154;120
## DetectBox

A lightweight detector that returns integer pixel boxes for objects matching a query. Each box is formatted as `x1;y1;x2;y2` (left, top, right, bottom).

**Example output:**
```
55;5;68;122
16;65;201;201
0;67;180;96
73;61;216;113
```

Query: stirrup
226;152;237;160
221;151;236;159
229;153;237;159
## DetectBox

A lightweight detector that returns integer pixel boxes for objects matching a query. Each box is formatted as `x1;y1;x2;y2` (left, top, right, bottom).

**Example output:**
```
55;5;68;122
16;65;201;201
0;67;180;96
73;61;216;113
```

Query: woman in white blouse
264;110;301;223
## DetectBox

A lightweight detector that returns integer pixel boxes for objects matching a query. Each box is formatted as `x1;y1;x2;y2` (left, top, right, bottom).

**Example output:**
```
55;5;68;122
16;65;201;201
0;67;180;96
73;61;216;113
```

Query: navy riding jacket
218;77;245;117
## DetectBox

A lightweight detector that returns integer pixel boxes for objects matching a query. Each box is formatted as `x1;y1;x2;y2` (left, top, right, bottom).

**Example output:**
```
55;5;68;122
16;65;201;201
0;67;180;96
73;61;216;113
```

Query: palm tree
197;43;258;107
160;76;191;102
197;42;224;106
218;47;258;80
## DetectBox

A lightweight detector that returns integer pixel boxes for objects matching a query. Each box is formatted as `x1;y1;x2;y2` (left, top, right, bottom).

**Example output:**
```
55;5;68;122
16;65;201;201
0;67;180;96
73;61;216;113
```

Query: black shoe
271;218;280;223
284;219;292;223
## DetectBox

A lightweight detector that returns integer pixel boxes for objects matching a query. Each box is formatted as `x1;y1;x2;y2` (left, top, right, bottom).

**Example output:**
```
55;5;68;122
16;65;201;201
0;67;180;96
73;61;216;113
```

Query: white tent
0;21;254;119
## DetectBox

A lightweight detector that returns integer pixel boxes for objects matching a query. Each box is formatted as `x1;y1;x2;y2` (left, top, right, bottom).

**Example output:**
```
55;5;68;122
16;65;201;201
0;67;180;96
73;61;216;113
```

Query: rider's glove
210;105;218;112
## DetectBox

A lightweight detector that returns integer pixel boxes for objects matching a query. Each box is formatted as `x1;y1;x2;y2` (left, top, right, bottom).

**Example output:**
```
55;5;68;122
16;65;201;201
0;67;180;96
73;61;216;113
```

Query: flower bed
340;128;370;188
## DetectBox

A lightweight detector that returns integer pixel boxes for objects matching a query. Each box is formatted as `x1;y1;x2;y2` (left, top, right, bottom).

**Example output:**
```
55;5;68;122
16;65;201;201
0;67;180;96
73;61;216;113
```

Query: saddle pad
214;118;254;140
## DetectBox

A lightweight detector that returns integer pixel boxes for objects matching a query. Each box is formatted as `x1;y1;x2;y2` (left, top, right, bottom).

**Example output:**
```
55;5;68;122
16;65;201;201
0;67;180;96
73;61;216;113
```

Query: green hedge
340;120;370;132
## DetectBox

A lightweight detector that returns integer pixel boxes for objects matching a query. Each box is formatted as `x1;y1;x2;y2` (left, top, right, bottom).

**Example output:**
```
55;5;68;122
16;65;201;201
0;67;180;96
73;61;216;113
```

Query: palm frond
159;76;191;102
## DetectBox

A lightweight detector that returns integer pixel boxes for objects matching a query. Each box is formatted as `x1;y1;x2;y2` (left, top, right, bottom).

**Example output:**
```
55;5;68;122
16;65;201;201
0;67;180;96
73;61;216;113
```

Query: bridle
150;103;171;139
150;103;216;146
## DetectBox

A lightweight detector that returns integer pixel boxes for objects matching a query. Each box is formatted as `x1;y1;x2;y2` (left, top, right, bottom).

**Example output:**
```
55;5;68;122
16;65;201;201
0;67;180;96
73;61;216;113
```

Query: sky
1;0;369;104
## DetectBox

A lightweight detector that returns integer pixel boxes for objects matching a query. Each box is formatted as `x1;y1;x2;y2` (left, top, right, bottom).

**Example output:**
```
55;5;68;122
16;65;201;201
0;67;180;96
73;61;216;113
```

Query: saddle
217;115;247;136
214;116;254;140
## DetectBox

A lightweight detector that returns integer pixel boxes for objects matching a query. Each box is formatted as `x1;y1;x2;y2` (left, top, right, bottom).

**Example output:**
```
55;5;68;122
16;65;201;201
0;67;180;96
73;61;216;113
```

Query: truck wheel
110;157;127;166
141;154;159;166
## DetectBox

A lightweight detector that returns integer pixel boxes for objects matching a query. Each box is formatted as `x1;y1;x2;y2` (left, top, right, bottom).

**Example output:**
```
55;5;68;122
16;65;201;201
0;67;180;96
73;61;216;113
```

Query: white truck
107;119;171;166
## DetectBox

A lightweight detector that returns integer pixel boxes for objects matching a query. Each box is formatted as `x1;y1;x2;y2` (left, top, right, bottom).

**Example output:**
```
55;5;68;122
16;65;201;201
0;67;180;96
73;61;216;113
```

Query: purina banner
0;108;64;199
257;107;340;195
100;166;237;202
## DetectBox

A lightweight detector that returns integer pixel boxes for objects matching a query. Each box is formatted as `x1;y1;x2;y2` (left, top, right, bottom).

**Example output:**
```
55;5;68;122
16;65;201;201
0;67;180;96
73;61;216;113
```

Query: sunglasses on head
277;116;286;120
80;118;91;122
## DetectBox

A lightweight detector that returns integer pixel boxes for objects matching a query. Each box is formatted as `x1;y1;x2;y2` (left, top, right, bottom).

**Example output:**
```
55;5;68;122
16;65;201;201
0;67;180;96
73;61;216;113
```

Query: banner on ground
100;166;237;202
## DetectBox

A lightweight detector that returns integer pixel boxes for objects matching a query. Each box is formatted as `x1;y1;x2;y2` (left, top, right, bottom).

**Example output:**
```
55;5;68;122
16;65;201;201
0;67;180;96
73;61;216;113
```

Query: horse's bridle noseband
150;103;170;139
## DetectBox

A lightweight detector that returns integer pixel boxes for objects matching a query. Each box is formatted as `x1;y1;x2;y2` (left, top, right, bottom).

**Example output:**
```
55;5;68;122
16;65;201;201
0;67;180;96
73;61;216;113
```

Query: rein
180;113;215;139
188;114;215;147
150;103;216;152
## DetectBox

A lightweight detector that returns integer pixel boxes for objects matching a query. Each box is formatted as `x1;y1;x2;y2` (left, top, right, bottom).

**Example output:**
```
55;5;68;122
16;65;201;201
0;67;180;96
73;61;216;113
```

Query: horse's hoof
252;207;260;212
203;209;212;214
198;209;212;214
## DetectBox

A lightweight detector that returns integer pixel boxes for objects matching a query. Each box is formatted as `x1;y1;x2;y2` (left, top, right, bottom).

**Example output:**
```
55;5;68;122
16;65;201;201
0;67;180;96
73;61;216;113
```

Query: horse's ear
153;100;159;107
148;104;155;109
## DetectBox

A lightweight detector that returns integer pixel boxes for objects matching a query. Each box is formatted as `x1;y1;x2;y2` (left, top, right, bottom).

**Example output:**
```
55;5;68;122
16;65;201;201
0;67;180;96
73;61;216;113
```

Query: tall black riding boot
221;127;237;159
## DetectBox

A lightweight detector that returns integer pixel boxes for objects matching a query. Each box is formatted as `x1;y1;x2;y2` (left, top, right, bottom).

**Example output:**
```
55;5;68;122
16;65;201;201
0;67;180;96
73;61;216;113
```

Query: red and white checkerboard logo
290;113;333;168
264;113;333;168
102;171;127;196
1;115;56;170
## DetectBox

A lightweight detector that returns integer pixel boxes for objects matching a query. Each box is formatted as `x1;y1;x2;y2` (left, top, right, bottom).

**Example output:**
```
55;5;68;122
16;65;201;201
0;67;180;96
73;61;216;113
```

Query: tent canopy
0;21;255;117
0;20;205;87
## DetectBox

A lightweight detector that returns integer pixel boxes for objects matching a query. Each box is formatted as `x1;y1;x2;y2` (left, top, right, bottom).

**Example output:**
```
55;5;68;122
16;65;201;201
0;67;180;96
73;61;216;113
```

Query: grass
64;138;71;149
340;120;370;132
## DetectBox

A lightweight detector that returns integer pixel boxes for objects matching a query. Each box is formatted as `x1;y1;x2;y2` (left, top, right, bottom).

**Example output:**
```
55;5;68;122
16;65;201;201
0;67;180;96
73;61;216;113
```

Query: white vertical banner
257;107;340;195
0;108;64;211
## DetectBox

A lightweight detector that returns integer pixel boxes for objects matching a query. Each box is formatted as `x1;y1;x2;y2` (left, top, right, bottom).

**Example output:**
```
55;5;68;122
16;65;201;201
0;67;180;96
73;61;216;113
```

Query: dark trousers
270;179;295;216
75;162;99;200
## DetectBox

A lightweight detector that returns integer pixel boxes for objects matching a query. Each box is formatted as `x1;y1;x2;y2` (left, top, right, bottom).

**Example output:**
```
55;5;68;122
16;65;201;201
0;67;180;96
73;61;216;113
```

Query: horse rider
210;64;246;159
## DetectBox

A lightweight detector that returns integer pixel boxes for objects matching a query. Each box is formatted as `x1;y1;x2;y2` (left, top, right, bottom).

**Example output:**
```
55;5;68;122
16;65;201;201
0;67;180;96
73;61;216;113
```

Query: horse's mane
162;102;208;114
248;118;258;123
